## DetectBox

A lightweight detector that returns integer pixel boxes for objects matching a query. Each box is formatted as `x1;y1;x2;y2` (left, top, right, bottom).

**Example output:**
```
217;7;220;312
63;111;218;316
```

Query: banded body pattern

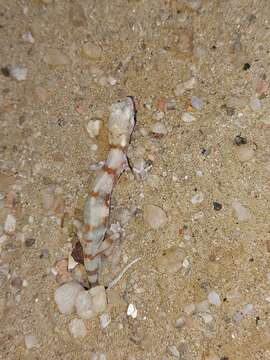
82;97;136;287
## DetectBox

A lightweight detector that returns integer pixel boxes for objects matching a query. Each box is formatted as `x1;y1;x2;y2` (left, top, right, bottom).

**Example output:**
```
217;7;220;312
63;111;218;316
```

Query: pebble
22;31;35;44
69;2;87;27
175;77;196;96
34;86;48;103
90;352;107;360
196;300;209;313
86;119;102;138
143;204;167;229
75;290;95;319
175;315;187;329
182;112;196;123
54;281;83;314
68;318;87;338
235;145;255;162
25;238;36;247
150;121;167;136
191;192;204;204
182;0;202;10
184;303;196;315
249;96;261;111
208;291;221;306
132;158;152;181
213;202;222;211
199;312;213;324
11;276;23;289
81;42;102;61
99;313;111;329
8;67;28;81
256;79;268;96
44;49;70;67
127;303;138;319
90;285;107;314
25;334;39;349
4;214;16;234
232;201;252;222
191;96;205;111
154;247;186;274
167;345;180;359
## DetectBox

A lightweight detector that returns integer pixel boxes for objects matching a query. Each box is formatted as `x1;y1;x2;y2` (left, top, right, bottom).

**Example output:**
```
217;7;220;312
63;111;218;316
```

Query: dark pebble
213;202;222;211
11;277;23;289
1;67;10;77
40;249;49;259
234;135;247;146
71;241;84;265
25;238;36;247
243;63;251;70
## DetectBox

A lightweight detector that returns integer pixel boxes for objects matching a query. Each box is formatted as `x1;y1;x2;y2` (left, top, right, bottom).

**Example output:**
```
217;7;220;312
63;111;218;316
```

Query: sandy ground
1;0;270;359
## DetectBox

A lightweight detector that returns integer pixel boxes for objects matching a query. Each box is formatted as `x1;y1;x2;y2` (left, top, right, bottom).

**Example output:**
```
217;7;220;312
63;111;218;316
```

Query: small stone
143;204;167;229
182;0;202;10
90;352;107;360
249;96;261;111
234;135;247;146
242;303;253;315
68;318;87;338
213;202;222;211
54;281;83;314
256;80;268;96
68;254;78;270
4;214;16;234
90;285;107;314
132;158;152;181
184;303;196;315
182;112;195;123
175;77;196;96
9;67;28;81
196;300;209;313
235;145;255;162
22;31;35;44
81;43;102;61
25;238;36;247
127;303;137;319
86;119;102;138
200;312;213;324
175;315;186;329
44;49;70;67
34;86;48;103
25;334;39;349
191;192;204;204
11;276;23;289
75;290;95;319
155;247;186;274
232;201;252;222
100;313;111;328
191;96;205;111
167;345;180;359
243;63;251;70
150;121;167;136
208;291;221;306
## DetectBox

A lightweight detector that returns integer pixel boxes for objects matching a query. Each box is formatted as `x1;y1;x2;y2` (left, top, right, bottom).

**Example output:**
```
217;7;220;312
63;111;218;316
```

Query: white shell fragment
127;303;137;319
68;318;87;338
86;119;102;138
90;285;107;314
9;67;28;81
54;281;83;314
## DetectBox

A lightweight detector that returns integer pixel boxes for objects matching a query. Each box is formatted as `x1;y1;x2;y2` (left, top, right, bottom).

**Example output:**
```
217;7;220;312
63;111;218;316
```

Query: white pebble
143;204;167;229
75;290;95;319
4;214;16;234
86;119;102;138
175;77;196;96
127;303;137;319
54;281;83;314
22;31;35;44
184;303;196;315
68;318;87;338
182;112;195;123
9;67;28;81
196;300;209;312
68;254;78;270
175;315;186;329
208;291;221;306
232;201;252;222
90;352;107;360
150;121;167;135
167;345;180;359
200;312;213;324
191;96;205;111
25;334;39;349
242;303;253;315
250;97;261;111
191;192;204;204
99;313;111;329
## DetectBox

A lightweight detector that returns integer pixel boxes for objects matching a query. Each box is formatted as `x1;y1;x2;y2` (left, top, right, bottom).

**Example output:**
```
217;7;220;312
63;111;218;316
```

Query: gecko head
108;97;136;147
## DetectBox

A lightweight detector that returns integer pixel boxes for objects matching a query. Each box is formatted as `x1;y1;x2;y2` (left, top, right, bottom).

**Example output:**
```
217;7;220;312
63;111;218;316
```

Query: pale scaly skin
82;97;136;287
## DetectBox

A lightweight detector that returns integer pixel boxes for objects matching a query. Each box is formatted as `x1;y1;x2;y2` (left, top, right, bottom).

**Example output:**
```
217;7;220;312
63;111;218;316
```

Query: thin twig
107;257;142;289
